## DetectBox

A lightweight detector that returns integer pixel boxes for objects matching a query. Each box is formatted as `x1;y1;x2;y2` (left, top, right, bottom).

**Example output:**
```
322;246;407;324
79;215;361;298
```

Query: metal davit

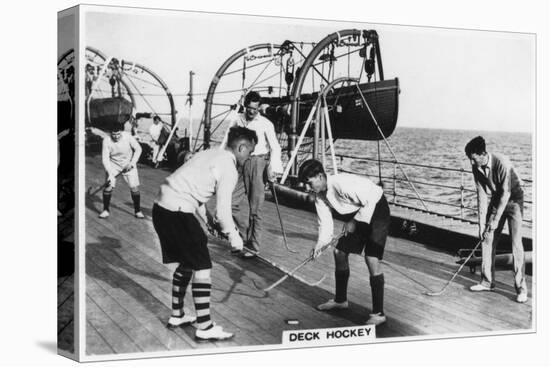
287;29;400;176
82;46;176;130
203;43;291;149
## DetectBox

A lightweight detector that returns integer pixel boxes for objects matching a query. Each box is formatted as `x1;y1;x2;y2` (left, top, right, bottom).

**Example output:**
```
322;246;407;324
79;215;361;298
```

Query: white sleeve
214;164;239;236
315;197;334;247
129;135;142;166
264;120;283;173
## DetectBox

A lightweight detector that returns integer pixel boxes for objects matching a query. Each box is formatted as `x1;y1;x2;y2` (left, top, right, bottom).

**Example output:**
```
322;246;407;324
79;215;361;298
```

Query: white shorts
106;167;140;188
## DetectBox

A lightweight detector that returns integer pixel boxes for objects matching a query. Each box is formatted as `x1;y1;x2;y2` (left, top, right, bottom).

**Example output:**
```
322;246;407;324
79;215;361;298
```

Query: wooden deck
79;154;533;357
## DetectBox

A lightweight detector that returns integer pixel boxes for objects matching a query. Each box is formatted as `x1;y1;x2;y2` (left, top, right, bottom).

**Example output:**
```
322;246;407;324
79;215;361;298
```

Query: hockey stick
260;232;344;292
424;238;484;296
240;247;326;289
86;172;123;197
270;183;298;253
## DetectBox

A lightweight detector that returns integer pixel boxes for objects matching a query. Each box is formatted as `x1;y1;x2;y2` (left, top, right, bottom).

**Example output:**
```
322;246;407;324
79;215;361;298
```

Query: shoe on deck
516;291;528;303
470;283;494;292
366;312;387;326
135;211;145;219
195;324;234;341
317;299;349;311
166;314;197;329
98;210;110;219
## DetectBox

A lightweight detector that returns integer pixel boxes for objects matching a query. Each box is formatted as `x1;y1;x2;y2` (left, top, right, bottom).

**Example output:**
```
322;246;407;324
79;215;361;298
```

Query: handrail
334;152;532;224
336;152;533;184
191;136;532;223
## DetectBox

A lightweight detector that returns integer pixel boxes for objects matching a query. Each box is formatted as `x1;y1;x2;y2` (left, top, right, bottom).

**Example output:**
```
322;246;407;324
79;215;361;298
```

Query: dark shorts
152;204;211;270
336;195;390;259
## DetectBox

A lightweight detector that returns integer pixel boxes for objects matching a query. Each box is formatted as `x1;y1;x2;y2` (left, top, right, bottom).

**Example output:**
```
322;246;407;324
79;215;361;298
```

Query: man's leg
364;196;389;325
151;143;159;164
193;269;233;340
192;269;214;330
334;249;350;302
231;166;249;242
99;175;114;218
245;156;268;252
317;249;350;310
508;201;527;300
167;264;196;328
130;187;142;215
125;170;144;218
365;256;385;317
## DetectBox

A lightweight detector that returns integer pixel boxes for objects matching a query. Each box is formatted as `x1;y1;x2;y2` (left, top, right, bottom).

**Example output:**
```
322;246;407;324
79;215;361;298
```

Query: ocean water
332;127;533;222
204;123;533;223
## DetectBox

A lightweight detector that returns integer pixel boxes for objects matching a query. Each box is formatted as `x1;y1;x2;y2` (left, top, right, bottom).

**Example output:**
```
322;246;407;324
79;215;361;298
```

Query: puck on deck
285;319;300;325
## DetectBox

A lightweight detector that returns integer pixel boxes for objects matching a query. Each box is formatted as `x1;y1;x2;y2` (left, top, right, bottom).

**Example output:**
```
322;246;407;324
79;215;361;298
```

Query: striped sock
334;269;350;303
131;191;141;213
192;281;213;330
102;190;112;211
171;266;192;317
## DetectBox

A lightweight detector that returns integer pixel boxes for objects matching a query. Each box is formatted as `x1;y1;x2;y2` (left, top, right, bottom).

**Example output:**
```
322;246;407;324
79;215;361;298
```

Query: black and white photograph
53;3;541;361
1;0;536;366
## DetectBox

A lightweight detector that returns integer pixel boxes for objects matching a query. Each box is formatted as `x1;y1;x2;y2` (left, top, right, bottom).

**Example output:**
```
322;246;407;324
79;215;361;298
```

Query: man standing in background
149;115;165;166
465;136;527;303
221;91;284;258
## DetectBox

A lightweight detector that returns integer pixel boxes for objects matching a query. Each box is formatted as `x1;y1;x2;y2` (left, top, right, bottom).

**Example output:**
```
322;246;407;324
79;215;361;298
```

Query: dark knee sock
102;190;112;211
131;191;141;212
370;274;385;315
172;266;192;316
334;269;350;303
192;280;213;330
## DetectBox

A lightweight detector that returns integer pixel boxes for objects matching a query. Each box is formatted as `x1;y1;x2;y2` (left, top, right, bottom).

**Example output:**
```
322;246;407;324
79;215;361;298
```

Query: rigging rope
126;72;161;121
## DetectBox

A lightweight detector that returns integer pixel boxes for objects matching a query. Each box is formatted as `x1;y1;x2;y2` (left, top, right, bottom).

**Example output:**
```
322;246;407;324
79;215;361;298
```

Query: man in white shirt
100;123;144;219
298;159;391;326
152;126;257;341
148;115;164;165
221;91;284;257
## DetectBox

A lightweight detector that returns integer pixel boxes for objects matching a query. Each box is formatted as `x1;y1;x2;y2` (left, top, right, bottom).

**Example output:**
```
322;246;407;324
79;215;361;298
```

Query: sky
73;6;535;134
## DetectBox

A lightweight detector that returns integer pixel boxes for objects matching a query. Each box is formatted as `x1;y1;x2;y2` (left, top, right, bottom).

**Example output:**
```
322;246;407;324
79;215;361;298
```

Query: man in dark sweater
465;136;527;303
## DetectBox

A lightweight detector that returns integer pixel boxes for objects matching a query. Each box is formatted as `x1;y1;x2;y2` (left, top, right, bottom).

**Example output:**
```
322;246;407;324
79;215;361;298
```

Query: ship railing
334;153;532;226
196;137;532;226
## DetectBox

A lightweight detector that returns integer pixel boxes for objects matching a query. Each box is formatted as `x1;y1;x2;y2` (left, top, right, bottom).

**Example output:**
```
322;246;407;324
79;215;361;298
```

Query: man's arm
128;135;142;167
219;113;239;149
471;169;489;238
263;121;284;175
312;197;334;258
486;163;513;232
214;165;243;250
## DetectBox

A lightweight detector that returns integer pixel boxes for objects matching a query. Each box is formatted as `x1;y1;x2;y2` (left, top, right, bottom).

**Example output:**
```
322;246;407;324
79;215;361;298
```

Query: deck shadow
86;235;175;326
384;248;522;299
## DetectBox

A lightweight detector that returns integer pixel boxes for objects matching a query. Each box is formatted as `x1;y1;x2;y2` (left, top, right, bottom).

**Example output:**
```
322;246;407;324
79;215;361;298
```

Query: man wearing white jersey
100;123;144;219
298;159;391;326
152;126;257;341
221;91;284;257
